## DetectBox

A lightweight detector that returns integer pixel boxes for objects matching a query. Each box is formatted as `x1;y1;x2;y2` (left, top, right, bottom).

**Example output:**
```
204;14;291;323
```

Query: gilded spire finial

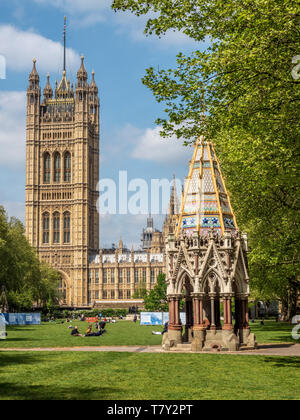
63;16;67;72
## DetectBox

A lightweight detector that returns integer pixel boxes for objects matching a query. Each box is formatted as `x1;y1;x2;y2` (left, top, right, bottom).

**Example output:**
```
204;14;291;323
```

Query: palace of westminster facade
25;56;177;308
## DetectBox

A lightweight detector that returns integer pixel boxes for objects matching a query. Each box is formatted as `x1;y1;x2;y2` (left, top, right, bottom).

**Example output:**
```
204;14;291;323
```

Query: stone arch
58;270;71;306
232;273;248;295
202;269;225;294
43;151;51;184
63;150;71;182
174;267;194;295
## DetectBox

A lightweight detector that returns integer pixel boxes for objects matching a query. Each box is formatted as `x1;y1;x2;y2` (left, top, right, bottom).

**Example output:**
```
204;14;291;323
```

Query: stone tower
25;52;100;307
163;175;179;241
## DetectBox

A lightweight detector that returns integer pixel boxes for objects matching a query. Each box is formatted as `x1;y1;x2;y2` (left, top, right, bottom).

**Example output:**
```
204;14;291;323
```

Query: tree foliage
112;0;300;317
143;273;168;312
0;206;60;311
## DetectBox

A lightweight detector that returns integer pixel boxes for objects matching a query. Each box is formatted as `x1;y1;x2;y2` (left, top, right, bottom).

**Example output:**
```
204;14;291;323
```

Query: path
0;343;299;356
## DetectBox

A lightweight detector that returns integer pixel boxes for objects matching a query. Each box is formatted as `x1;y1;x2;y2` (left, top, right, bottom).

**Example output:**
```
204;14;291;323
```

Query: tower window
64;152;71;182
111;270;115;284
43;153;51;184
151;269;155;284
53;212;60;243
119;270;123;284
103;269;107;284
54;152;61;183
134;270;139;284
63;212;70;243
42;213;50;244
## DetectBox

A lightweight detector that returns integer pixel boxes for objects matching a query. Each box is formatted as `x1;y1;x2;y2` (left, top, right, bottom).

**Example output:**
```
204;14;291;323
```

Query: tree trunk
287;277;300;322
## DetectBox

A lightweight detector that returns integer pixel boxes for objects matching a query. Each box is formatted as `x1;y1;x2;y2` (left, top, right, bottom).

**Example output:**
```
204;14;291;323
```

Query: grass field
0;351;299;400
0;320;298;400
0;320;297;349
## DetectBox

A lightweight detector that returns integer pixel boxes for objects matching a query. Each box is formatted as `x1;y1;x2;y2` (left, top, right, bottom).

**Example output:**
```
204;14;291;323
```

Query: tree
143;273;168;312
0;206;60;311
132;281;148;299
112;0;300;319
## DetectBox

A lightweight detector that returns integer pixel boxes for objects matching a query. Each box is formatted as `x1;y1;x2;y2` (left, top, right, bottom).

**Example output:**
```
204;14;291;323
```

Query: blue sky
0;0;202;248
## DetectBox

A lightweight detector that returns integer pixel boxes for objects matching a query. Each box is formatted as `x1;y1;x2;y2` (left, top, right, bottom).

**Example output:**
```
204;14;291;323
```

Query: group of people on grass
70;321;107;337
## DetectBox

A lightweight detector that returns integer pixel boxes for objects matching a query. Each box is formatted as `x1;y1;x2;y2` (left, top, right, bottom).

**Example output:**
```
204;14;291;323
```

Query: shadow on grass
6;327;38;332
263;356;300;369
0;352;43;368
258;343;296;350
0;383;123;400
2;337;38;343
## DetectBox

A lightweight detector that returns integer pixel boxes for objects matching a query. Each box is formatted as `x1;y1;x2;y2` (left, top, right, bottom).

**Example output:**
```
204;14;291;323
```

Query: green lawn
0;320;297;349
0;351;299;400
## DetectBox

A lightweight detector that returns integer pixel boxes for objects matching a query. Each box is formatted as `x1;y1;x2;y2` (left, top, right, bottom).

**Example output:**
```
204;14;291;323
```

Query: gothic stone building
162;137;257;351
25;57;167;308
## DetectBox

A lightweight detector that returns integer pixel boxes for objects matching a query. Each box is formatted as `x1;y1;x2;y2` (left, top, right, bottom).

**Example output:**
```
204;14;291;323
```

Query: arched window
43;153;51;184
59;278;67;305
64;152;71;182
63;212;70;244
53;212;60;243
42;212;50;244
54;152;61;182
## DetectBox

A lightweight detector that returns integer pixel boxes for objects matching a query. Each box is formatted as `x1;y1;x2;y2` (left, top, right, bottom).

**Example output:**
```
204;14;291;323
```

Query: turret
76;55;88;95
27;58;41;115
89;70;99;125
28;58;40;91
43;73;53;102
75;55;89;122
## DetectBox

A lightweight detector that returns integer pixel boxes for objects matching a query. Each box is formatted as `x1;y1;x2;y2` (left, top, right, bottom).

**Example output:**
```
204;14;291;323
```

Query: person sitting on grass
85;324;103;337
152;321;168;335
85;325;93;336
71;326;83;337
100;321;106;331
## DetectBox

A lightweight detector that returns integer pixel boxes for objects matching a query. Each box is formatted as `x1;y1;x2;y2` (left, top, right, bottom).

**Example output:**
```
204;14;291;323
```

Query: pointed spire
176;137;237;237
169;174;177;216
77;55;87;77
76;54;88;91
63;16;67;73
89;70;98;93
43;72;53;100
29;58;39;83
119;236;123;253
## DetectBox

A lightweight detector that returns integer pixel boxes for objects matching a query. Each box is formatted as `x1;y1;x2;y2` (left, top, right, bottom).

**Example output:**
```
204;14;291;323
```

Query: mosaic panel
203;146;209;160
200;216;221;228
214;169;225;193
203;200;219;212
183;228;196;237
203;169;214;192
200;227;222;236
220;198;231;213
182;216;197;228
196;147;202;160
223;217;235;229
184;195;199;213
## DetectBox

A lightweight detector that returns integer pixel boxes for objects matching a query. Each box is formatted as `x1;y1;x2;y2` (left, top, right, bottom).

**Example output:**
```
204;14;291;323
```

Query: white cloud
31;0;197;47
0;91;26;167
33;0;112;26
131;125;192;164
0;25;80;73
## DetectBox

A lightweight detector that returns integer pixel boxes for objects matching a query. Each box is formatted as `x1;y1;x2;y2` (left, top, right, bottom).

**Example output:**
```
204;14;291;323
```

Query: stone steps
170;343;192;352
